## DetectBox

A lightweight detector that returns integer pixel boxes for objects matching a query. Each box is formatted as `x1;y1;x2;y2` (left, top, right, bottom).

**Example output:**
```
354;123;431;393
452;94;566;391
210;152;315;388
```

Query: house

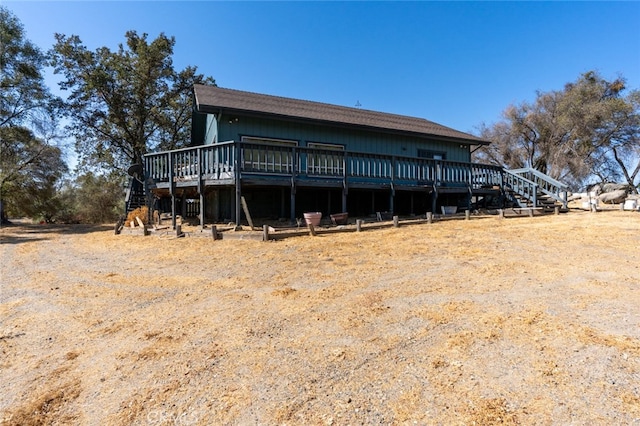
140;85;568;228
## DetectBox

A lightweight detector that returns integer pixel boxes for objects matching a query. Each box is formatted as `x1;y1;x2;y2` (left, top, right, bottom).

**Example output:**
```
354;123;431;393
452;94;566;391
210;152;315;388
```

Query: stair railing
503;170;538;207
124;176;145;214
124;177;133;215
509;168;569;208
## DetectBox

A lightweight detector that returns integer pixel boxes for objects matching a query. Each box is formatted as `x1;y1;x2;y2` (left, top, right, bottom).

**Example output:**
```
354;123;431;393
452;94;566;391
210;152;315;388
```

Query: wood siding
206;112;471;162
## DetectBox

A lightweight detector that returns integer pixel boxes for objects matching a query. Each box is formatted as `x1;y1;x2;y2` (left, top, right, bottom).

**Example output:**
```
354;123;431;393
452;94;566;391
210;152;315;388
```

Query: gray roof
193;85;489;144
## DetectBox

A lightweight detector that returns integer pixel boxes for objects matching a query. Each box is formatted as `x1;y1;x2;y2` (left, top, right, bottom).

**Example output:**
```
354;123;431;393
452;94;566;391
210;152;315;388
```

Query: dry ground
1;211;639;425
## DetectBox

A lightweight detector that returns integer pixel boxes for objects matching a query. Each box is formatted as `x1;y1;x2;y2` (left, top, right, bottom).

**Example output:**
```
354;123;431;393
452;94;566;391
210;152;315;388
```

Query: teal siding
214;112;471;162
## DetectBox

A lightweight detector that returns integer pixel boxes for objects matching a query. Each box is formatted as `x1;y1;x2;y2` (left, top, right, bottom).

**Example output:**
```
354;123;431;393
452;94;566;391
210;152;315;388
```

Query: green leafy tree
1;126;67;221
54;172;125;224
1;6;66;222
50;31;215;171
475;71;639;190
74;171;125;223
0;6;51;128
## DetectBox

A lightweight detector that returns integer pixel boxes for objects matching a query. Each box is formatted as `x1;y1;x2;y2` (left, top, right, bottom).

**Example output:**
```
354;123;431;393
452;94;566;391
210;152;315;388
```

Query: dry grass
1;210;639;424
125;206;148;227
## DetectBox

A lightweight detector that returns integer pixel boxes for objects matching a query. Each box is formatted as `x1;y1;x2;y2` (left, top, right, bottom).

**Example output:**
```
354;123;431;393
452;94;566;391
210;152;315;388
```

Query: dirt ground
1;210;639;425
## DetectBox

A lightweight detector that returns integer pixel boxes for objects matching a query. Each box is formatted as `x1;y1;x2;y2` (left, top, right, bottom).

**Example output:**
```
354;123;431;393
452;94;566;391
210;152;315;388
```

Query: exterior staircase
503;168;569;212
124;176;146;214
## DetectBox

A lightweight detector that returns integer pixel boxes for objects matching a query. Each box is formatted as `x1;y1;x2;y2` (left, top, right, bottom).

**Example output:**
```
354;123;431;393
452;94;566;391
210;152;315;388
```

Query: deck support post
342;190;347;214
199;191;205;230
290;147;297;224
342;156;348;214
170;194;176;230
290;190;296;223
235;184;241;226
389;156;396;214
389;188;394;215
169;152;177;230
197;147;204;230
431;187;438;217
234;142;241;226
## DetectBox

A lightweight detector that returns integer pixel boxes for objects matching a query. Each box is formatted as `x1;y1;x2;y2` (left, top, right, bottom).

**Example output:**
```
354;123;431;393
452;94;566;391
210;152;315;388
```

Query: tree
73;171;125;223
0;126;67;221
0;6;66;222
50;31;215;172
587;89;640;191
475;71;639;190
54;171;125;224
0;6;52;129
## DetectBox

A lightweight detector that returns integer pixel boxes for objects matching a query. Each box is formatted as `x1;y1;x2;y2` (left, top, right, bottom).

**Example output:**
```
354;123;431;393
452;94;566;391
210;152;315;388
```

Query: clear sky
4;1;640;135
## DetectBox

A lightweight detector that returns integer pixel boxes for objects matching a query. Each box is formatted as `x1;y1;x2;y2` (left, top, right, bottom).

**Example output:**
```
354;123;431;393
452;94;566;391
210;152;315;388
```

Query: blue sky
4;1;640;135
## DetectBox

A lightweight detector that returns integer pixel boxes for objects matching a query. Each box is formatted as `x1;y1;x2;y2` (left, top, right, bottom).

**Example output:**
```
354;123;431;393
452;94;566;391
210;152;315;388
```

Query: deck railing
144;141;504;190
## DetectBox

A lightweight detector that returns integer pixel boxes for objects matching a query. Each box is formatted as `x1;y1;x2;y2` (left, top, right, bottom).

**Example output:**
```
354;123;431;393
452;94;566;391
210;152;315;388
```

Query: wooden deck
141;141;568;227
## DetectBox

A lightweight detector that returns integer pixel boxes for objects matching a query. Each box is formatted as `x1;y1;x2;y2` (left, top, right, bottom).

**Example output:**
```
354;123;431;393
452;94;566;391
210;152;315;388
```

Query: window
241;136;297;173
417;149;446;160
307;142;345;175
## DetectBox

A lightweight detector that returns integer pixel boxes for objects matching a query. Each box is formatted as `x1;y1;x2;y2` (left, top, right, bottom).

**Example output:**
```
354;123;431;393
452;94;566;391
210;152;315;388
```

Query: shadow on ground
0;220;113;245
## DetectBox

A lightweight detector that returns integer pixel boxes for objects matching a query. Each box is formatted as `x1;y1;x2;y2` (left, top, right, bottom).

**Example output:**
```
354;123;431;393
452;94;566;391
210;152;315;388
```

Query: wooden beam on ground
240;196;255;230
